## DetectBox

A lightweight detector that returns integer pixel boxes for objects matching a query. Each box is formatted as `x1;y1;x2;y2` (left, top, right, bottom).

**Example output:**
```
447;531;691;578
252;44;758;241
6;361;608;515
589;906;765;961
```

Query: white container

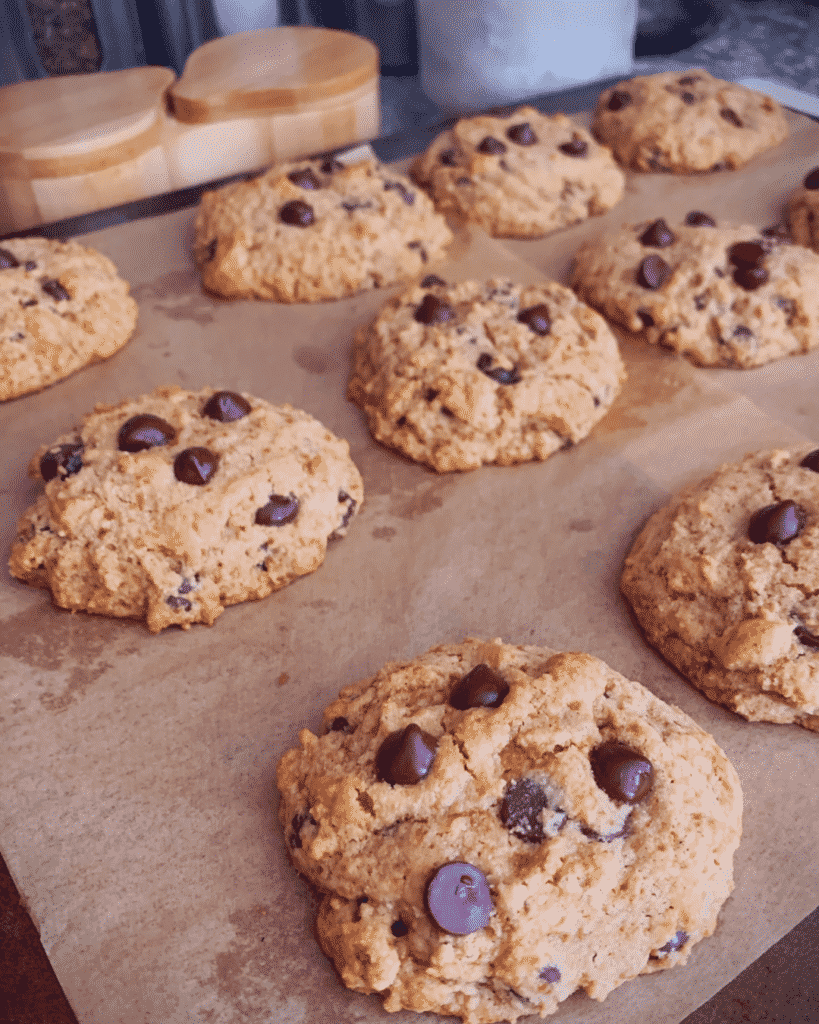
414;0;638;113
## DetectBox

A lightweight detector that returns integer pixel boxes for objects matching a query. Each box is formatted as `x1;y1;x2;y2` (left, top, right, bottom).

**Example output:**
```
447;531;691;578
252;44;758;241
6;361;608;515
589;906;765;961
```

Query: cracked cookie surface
276;637;742;1024
347;277;625;472
592;70;789;172
570;215;819;368
621;447;819;730
0;237;137;400
9;385;363;632
193;157;453;302
410;106;625;238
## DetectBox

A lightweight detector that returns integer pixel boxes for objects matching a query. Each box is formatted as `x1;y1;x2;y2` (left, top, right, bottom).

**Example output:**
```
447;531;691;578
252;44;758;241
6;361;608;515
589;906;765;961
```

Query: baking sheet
1;110;819;1024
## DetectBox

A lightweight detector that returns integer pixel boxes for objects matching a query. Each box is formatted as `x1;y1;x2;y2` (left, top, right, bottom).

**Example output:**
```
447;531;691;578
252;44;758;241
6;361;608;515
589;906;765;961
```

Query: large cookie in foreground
570;214;819;368
410;106;625;238
193;157;453;302
276;638;743;1024
592;70;789;172
9;386;363;632
347;277;625;472
0;237;138;401
622;447;819;731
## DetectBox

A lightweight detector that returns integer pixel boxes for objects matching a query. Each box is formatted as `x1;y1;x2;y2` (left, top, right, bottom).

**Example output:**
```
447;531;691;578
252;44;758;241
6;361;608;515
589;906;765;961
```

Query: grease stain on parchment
293;346;344;375
131;269;216;325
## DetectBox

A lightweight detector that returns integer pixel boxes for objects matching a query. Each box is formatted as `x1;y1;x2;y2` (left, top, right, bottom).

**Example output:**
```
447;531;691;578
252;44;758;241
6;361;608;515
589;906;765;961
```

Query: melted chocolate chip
426;862;492;935
720;108;743;128
539;966;561;984
501;778;549;843
40;442;84;482
558;136;588;157
517;304;552;335
733;264;768;290
681;92;696;105
280;200;315;226
449;663;509;710
748;500;806;545
174;447;218;485
329;716;354;733
336;489;357;533
477;136;507;155
639;218;675;248
652;930;689;958
733;325;753;339
415;293;455;325
507;122;537;145
477;354;521;384
799;449;819;472
287;168;321;190
41;279;70;301
440;148;458;166
637;309;655;328
420;274;446;288
590;741;654;804
804;167;819;190
424;387;439;401
685;211;716;227
320;158;344;174
117;414;176;452
24;260;36;271
637;254;671;290
607;90;631;111
255;494;300;526
678;75;701;85
384;180;415;205
727;241;766;268
391;920;409;937
178;577;195;595
166;595;192;611
376;724;437;785
0;247;19;269
202;390;251;422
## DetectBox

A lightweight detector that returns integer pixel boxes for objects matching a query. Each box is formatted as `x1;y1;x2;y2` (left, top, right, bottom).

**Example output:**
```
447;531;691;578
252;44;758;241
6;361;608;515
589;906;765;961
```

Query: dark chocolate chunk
424;387;440;401
202;390;251;422
336;489;357;532
280;200;315;226
799;449;819;472
558;136;588;158
24;260;36;271
794;625;819;650
41;278;70;302
178;577;195;594
539;966;561;984
681;92;696;105
653;930;689;957
255;494;300;526
637;254;671;290
166;595;192;611
391;920;409;937
117;414;176;452
415;293;456;325
449;663;509;710
477;354;521;384
804;167;819;190
440;148;458;166
727;241;766;268
637;309;655;328
733;325;753;338
685;211;716;227
507;122;537;145
40;442;84;482
590;741;654;804
339;199;372;213
384;180;415;204
420;274;446;288
720;108;743;128
426;862;492;934
329;716;354;733
748;500;806;545
517;304;552;335
501;778;549;843
733;264;768;290
607;90;631;111
477;136;507;155
639;218;675;248
173;447;218;485
376;724;437;785
396;415;407;427
0;247;20;269
320;158;344;174
287;168;321;190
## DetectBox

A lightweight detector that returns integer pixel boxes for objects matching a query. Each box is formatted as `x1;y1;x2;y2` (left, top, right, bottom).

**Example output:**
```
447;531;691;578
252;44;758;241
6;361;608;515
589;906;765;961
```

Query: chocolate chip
685;211;716;227
558;136;588;158
507;122;537;145
800;449;819;472
0;247;19;268
607;90;631;111
391;921;409;937
440;148;458;166
384;180;415;204
748;500;806;545
727;241;766;268
681;92;696;105
204;239;217;261
639;218;675;248
336;489;357;532
420;274;446;288
202;390;251;422
678;75;700;85
762;223;790;243
517;304;551;335
41;279;70;301
407;240;428;262
710;161;728;172
280;200;315;226
255;494;299;526
456;176;472;185
794;625;819;649
424;388;439;401
652;930;689;957
477;354;521;384
720;108;743;127
166;595;192;611
178;577;195;594
477;136;507;155
733;325;753;337
449;663;509;710
289;811;316;849
501;778;550;843
694;293;709;310
329;716;354;733
117;414;176;452
40;442;84;482
590;741;654;804
287;168;321;190
539;966;561;984
733;264;768;290
20;299;37;307
415;293;455;325
376;724;437;785
24;260;36;271
426;862;492;934
320;158;344;174
174;447;218;485
804;167;819;190
637;254;671;290
637;309;655;328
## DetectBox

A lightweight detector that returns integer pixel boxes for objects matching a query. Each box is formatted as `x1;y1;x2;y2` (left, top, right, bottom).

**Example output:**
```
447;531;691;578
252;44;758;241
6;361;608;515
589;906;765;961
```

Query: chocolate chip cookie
592;70;789;172
622;447;819;731
570;214;819;368
276;637;743;1024
9;386;363;632
0;237;138;400
347;277;625;472
410;106;625;238
193;157;453;302
786;165;819;251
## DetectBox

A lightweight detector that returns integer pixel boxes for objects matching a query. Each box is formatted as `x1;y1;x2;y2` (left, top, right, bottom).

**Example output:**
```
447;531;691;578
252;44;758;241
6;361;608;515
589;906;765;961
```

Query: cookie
592;70;789;172
347;277;625;472
785;165;819;251
9;386;363;632
193;157;453;302
622;447;819;731
410;106;625;238
0;237;138;401
276;637;743;1024
570;214;819;368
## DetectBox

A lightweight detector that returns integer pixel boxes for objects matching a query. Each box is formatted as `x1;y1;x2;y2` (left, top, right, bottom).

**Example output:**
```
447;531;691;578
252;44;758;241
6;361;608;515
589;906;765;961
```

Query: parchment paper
1;109;818;1024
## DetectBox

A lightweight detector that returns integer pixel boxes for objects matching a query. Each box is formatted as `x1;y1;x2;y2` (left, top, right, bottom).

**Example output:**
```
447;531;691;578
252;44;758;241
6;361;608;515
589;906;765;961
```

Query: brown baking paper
1;110;819;1024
